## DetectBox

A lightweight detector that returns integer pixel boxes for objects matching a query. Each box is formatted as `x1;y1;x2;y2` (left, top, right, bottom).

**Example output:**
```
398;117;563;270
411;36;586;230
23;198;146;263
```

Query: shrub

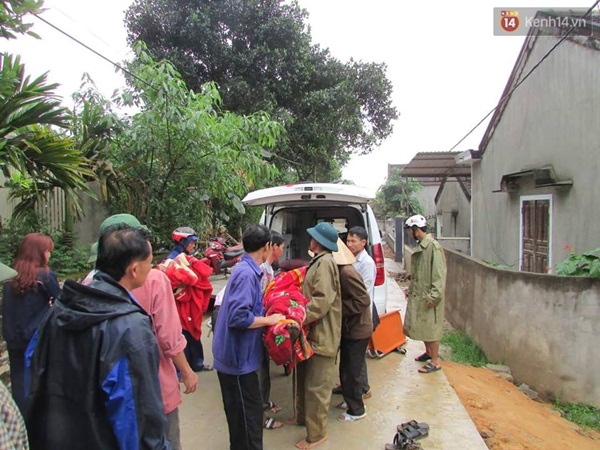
555;246;600;277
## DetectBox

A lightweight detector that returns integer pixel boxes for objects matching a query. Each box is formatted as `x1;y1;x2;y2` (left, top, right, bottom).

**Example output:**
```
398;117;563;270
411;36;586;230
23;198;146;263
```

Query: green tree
124;0;398;182
0;53;93;219
109;43;282;238
374;168;423;218
0;0;43;40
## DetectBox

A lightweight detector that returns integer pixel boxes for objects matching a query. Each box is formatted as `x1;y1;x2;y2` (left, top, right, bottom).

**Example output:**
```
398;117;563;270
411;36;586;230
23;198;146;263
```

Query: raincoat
404;233;447;341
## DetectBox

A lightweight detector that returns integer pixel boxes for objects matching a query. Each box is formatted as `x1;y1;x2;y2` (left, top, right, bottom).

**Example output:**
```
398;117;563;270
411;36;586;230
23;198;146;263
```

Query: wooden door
521;199;550;273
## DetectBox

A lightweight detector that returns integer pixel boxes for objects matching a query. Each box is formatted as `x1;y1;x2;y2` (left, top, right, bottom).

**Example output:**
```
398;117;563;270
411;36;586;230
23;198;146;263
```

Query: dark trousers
182;330;204;371
257;348;271;408
217;370;263;450
340;337;370;416
8;349;26;414
359;357;370;394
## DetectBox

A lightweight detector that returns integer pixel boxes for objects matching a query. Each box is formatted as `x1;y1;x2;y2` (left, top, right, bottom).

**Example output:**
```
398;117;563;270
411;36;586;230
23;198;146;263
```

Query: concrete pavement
180;260;487;449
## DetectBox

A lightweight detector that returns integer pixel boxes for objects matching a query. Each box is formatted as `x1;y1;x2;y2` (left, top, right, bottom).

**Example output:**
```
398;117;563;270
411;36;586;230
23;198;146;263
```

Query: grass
441;331;490;367
553;400;600;432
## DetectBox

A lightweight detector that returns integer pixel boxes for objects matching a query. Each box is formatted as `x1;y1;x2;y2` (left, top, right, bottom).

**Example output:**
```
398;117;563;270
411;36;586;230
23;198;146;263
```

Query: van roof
243;183;375;206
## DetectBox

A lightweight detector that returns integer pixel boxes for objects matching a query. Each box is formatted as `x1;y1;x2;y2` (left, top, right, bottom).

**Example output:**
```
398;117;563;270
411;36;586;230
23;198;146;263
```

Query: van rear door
242;183;374;207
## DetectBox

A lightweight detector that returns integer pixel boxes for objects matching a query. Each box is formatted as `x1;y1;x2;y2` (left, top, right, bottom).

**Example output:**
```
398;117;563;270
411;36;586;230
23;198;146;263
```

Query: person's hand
181;370;198;394
267;313;286;325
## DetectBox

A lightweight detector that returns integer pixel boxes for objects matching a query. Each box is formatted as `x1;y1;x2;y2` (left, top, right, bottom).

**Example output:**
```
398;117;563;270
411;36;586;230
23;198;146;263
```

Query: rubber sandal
414;353;431;362
397;420;429;440
418;362;441;373
263;401;282;414
336;401;348;410
263;417;283;429
337;411;366;422
198;364;214;372
385;432;423;450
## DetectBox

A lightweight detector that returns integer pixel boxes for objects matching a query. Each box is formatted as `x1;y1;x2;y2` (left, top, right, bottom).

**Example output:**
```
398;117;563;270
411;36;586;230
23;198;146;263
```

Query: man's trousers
295;354;336;443
217;370;263;450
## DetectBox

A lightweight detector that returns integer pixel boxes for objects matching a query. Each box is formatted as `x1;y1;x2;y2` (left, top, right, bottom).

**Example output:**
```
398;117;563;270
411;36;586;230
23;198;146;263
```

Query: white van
242;183;388;314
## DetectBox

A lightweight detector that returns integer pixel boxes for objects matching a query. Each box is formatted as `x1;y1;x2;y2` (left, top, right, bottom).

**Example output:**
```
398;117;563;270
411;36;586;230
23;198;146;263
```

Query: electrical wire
32;13;154;92
447;0;600;153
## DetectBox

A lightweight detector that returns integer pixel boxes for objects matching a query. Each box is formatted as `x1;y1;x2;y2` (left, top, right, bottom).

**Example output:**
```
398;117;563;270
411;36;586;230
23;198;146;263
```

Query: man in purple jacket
212;224;285;450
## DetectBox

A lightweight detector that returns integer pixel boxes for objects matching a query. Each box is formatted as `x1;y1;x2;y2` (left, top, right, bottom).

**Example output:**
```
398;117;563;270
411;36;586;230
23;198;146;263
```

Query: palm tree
0;53;93;219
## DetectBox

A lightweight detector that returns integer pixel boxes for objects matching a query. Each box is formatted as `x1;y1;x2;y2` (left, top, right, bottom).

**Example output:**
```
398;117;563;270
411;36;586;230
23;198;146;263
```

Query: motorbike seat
224;248;244;260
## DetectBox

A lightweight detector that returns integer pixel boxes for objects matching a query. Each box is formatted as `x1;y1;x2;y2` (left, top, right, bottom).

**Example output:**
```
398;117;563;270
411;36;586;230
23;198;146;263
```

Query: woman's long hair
10;233;54;295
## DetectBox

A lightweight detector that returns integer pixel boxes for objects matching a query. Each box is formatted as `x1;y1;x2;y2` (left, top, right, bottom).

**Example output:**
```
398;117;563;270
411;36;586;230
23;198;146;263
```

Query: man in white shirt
345;226;377;399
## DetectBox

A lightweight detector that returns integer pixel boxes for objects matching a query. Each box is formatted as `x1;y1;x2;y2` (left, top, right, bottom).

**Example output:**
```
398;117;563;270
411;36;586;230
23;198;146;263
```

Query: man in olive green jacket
404;215;447;374
293;222;341;450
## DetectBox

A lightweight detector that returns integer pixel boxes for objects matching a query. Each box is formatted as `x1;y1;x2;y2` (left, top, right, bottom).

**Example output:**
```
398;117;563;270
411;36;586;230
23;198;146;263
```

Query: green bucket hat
0;260;17;283
306;222;339;252
88;213;148;264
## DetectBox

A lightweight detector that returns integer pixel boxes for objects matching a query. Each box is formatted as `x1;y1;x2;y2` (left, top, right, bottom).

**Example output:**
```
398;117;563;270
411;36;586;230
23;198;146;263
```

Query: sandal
385;433;423;450
397;420;429;440
263;401;282;414
414;353;431;362
418;362;441;373
194;364;214;372
263;417;283;429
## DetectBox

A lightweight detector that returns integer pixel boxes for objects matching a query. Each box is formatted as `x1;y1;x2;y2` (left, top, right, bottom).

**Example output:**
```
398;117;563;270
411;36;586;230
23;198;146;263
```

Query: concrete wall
413;185;438;218
437;181;470;238
444;248;600;407
472;37;600;270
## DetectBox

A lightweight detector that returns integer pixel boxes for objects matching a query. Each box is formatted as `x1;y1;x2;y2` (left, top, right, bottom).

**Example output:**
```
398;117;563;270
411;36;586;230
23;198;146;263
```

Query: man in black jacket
25;224;171;450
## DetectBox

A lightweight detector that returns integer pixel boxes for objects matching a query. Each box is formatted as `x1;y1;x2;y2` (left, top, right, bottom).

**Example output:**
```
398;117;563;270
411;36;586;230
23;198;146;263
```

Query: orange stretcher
367;310;407;359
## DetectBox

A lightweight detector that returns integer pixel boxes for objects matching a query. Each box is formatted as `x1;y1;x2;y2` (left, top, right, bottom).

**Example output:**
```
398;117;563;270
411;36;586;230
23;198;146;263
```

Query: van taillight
373;243;385;286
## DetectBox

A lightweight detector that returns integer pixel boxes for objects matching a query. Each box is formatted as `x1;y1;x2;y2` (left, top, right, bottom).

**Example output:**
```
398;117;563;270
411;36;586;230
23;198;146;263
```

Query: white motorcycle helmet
404;214;427;229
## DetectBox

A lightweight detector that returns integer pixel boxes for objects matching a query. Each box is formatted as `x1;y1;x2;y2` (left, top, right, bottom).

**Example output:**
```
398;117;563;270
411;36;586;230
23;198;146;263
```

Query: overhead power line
32;13;154;91
447;0;600;152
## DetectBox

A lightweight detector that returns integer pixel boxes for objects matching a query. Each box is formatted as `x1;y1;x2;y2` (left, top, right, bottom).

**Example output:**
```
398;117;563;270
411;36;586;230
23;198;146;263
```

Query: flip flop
263;417;283;429
385;433;423;450
397;420;429;440
263;401;282;414
414;353;431;362
199;364;214;371
418;362;441;374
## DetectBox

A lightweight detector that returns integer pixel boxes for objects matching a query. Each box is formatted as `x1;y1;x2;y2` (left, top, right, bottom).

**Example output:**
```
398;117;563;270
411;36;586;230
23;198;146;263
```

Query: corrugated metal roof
399;152;471;179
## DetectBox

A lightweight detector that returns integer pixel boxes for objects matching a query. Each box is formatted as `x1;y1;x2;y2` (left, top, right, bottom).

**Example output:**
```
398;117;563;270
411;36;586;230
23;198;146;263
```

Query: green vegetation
441;331;490;367
0;216;90;278
373;167;423;218
553;400;600;432
125;0;398;182
555;246;600;277
483;259;512;270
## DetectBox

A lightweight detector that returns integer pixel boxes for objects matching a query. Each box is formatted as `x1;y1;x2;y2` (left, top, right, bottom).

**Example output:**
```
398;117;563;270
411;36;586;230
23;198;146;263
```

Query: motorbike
199;236;244;275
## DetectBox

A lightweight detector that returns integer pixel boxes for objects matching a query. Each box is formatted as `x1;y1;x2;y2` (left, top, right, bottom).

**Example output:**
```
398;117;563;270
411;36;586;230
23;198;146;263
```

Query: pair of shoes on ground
191;364;213;372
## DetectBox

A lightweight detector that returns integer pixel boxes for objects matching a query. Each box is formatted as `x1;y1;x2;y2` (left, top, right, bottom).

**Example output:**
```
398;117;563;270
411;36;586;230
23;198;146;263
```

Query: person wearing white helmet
403;215;447;374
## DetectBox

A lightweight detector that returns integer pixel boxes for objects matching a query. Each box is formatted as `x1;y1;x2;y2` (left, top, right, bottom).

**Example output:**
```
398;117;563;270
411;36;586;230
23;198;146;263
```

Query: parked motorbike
199;236;244;275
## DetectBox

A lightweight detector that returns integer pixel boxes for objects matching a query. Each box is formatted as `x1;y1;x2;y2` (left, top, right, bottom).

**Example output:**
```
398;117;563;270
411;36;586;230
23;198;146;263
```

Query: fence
444;247;600;407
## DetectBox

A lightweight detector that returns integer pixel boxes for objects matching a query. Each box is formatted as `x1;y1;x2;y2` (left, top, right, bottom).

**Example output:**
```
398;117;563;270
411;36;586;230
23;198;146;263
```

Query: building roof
399;152;471;180
478;9;600;156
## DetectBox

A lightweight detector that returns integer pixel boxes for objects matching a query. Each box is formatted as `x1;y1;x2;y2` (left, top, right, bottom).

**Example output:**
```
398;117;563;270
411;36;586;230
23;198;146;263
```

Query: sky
3;0;589;192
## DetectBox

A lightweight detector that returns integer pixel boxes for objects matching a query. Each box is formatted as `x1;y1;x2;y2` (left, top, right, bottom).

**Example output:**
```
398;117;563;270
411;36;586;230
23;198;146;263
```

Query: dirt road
443;362;600;449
